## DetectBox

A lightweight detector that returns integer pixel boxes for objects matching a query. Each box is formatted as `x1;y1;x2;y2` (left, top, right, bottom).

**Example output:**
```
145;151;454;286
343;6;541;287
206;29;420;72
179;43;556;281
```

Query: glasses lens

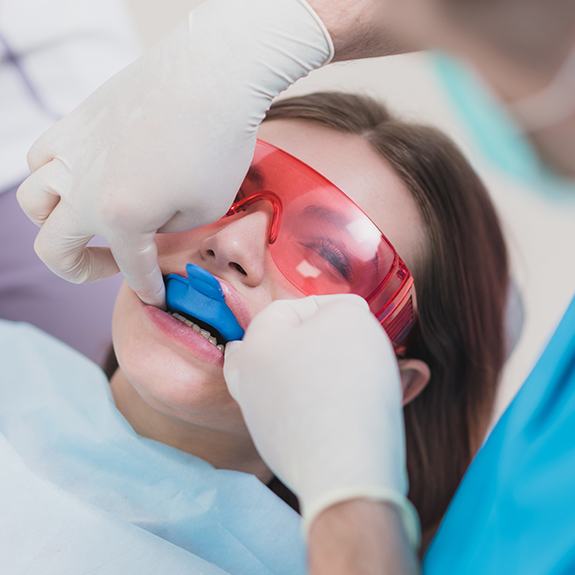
271;185;395;297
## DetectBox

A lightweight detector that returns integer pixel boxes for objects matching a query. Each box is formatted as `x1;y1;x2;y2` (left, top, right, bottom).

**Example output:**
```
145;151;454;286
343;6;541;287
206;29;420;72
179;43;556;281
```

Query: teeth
169;312;223;350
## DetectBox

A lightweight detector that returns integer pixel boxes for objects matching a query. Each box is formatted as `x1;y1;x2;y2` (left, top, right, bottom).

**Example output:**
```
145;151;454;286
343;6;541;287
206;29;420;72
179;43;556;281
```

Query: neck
109;369;272;482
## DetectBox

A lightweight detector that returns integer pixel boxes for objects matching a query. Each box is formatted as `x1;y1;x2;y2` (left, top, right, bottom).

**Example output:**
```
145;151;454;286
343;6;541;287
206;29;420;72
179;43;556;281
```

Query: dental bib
0;320;304;575
165;263;244;343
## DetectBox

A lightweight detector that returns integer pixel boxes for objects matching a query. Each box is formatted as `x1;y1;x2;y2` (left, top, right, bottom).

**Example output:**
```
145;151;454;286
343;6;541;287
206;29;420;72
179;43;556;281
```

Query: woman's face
112;119;426;436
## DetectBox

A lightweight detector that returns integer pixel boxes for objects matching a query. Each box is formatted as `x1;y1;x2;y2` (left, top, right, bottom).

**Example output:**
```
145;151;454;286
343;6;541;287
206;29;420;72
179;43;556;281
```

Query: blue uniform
425;296;575;574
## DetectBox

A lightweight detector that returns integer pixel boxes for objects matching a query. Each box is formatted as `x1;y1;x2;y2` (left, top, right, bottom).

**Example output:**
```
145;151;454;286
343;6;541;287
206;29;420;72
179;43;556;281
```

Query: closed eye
300;238;352;281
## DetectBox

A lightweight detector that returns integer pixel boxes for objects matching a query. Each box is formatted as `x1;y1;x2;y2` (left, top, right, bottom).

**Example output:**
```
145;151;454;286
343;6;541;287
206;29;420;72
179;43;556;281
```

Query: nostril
206;249;216;258
229;262;247;276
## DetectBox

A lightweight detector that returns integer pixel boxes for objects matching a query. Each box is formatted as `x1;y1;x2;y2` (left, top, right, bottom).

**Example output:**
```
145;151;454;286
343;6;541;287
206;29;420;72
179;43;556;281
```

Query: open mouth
164;263;245;349
168;310;226;351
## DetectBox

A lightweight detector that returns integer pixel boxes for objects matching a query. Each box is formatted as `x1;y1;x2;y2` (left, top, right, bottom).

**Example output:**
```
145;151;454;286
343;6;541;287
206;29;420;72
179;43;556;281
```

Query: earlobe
398;359;431;406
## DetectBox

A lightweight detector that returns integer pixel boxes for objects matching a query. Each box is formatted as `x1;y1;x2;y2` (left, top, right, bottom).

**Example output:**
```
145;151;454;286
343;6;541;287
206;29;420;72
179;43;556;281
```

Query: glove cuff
296;0;335;64
186;0;334;94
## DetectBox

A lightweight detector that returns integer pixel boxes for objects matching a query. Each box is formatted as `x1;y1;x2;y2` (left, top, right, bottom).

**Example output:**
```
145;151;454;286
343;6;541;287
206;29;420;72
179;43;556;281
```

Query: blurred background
2;0;574;421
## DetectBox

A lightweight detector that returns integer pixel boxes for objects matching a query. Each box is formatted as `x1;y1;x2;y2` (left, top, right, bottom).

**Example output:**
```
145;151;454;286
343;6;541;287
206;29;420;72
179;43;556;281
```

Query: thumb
250;296;324;331
307;293;369;312
223;340;243;401
268;297;322;325
280;293;369;324
248;294;370;335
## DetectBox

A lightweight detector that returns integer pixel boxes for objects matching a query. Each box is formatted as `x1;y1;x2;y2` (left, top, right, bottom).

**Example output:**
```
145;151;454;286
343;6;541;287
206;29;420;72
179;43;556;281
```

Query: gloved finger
222;341;243;401
108;231;165;307
256;297;321;327
27;129;57;172
16;159;71;226
34;202;119;283
309;293;369;313
250;294;369;333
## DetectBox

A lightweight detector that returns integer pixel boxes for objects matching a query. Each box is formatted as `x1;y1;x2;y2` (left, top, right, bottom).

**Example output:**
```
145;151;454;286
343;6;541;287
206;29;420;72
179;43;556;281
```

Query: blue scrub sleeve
425;296;575;574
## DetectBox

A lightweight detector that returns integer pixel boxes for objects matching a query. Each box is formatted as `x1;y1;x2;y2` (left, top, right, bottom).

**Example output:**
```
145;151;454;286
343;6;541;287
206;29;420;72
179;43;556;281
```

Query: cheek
156;230;200;254
265;258;306;301
111;284;245;430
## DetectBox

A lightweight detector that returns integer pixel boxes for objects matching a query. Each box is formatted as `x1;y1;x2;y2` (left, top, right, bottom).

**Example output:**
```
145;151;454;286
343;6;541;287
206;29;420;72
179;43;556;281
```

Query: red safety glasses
224;139;417;350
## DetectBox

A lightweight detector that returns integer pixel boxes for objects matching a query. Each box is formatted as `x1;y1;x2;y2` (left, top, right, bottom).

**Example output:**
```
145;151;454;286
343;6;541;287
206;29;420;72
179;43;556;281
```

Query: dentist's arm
224;295;420;574
17;0;416;307
309;0;416;60
309;500;418;575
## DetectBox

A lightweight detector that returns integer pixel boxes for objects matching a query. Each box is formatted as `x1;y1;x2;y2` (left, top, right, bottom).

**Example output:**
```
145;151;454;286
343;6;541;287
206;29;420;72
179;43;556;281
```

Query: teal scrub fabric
0;320;305;575
425;296;575;574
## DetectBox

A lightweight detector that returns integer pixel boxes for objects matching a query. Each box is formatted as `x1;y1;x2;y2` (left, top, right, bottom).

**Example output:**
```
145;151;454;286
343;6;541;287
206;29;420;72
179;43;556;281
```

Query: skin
110;118;430;486
311;0;575;178
309;500;418;575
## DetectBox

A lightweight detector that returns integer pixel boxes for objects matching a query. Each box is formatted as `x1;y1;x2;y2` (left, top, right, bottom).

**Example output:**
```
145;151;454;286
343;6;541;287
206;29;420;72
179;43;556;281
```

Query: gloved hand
224;294;420;548
16;0;333;306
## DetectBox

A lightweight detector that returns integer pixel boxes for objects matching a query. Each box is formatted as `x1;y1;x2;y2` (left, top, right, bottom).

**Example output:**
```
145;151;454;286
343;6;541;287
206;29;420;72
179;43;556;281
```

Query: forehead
257;119;426;270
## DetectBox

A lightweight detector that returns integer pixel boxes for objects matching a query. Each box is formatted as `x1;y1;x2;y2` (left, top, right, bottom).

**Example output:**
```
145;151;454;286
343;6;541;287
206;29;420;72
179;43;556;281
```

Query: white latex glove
224;294;420;548
16;0;333;306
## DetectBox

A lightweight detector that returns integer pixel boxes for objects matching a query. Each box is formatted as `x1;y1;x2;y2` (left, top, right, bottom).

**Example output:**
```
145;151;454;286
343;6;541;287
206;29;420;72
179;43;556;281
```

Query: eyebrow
301;204;351;227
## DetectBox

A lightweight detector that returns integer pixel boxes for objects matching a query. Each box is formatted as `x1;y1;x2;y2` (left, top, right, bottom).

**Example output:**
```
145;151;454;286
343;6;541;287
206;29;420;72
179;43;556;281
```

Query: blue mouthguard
164;263;244;343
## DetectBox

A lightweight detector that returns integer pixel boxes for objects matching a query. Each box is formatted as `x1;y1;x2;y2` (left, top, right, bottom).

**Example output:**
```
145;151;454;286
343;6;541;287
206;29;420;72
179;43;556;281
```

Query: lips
144;304;225;364
216;280;252;331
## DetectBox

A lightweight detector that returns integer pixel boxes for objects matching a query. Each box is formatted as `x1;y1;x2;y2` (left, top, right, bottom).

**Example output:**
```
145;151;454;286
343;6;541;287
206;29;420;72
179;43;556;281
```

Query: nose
199;209;271;287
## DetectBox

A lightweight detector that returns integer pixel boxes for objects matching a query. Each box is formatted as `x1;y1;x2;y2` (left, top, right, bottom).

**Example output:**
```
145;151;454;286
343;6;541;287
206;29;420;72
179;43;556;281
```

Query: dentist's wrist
308;499;420;575
306;0;411;61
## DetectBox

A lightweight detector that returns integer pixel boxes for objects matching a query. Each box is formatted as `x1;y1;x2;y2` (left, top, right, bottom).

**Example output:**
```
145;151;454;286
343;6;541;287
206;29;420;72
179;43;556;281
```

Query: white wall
125;0;575;422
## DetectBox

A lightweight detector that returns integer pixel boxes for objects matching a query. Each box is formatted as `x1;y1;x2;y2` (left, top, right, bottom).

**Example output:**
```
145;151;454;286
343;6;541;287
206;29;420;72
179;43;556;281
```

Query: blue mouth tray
164;263;244;343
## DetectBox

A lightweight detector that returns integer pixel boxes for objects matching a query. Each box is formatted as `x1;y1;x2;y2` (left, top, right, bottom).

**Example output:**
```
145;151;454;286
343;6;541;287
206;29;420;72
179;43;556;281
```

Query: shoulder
0;319;80;356
0;319;50;349
0;319;106;395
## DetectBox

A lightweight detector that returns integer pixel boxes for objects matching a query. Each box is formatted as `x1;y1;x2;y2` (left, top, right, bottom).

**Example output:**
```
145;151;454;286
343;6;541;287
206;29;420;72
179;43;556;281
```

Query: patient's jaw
109;119;427;474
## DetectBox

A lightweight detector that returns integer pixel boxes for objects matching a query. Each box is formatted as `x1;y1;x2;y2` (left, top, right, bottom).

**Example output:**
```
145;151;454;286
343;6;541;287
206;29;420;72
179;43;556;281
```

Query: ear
397;358;431;406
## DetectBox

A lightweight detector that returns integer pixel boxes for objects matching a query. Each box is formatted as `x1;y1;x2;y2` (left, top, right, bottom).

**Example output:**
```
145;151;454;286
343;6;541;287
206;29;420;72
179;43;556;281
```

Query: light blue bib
0;320;305;575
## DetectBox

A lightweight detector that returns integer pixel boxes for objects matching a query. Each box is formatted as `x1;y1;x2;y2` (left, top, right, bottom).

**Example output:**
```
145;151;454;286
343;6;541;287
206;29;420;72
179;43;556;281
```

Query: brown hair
104;91;509;549
265;92;509;547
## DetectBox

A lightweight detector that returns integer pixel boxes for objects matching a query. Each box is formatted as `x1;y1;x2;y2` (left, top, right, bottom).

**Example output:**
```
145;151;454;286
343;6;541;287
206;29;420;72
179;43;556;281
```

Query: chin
112;283;240;427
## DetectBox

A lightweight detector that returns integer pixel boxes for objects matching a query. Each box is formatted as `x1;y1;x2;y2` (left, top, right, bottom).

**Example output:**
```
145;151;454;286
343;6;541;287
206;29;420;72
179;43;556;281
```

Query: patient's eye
300;238;352;281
